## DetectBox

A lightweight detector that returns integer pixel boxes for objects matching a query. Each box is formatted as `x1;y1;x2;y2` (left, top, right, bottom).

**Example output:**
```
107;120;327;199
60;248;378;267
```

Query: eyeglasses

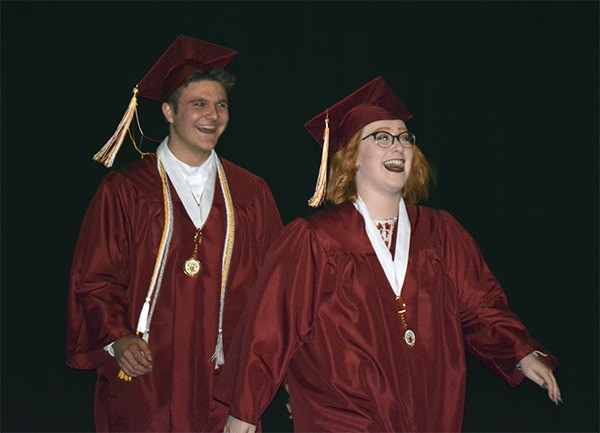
361;131;416;149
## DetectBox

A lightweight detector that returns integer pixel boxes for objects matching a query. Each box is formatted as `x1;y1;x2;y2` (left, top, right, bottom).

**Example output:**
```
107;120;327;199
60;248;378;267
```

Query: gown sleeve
252;178;284;257
439;210;558;386
66;173;137;369
215;218;327;425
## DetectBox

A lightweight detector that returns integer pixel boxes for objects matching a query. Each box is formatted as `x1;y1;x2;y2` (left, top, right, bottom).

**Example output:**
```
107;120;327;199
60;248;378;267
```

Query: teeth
198;125;217;132
384;159;404;168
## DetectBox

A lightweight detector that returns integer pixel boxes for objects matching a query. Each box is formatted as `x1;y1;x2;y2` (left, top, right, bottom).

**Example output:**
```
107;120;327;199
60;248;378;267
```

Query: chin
195;141;218;151
386;183;407;195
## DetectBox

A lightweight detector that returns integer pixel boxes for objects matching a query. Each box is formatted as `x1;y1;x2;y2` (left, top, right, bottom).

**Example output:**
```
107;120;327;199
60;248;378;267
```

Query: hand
113;334;153;378
518;352;562;405
223;415;257;433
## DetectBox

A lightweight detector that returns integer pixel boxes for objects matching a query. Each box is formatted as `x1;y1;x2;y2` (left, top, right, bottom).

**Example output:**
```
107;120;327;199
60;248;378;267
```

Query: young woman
215;76;560;433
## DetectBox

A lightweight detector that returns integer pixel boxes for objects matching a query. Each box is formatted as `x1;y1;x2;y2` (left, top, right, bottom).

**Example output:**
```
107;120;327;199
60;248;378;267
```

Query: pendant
184;228;203;277
184;257;202;276
404;329;416;347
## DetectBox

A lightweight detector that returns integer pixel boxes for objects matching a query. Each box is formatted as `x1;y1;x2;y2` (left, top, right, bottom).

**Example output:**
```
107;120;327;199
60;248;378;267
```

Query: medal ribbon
353;196;415;347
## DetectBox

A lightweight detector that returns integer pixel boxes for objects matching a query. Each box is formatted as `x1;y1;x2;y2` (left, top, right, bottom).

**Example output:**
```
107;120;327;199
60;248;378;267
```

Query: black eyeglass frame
361;131;416;149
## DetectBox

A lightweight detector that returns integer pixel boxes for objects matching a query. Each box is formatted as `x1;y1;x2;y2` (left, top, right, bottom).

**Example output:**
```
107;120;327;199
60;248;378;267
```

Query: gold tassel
117;369;133;382
93;87;139;168
307;113;330;207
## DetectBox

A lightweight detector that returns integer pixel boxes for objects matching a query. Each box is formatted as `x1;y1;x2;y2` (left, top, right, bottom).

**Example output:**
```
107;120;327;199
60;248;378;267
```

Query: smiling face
355;119;413;201
162;79;229;166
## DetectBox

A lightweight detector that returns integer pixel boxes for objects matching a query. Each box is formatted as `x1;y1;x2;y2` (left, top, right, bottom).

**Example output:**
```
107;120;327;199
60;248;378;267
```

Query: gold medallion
184;228;203;277
184;258;202;276
404;329;416;347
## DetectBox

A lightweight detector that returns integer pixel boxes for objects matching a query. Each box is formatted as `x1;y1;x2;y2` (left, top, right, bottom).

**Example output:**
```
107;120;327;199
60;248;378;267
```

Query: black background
1;1;598;432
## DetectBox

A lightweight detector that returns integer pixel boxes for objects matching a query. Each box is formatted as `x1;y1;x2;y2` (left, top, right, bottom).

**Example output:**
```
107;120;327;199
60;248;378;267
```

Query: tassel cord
308;114;330;207
93;87;139;168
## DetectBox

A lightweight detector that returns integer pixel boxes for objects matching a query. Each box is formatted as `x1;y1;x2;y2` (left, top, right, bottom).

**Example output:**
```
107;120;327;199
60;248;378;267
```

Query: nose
390;139;406;151
205;105;219;120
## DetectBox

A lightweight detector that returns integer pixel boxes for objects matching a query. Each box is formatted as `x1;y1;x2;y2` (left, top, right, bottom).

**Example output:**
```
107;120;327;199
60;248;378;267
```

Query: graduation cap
93;35;238;167
304;76;413;207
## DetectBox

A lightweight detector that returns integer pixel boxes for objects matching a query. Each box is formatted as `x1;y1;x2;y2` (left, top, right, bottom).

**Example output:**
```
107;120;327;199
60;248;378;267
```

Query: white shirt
157;137;217;229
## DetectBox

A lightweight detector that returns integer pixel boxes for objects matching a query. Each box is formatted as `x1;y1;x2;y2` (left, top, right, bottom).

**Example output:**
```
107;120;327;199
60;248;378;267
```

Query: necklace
183;229;203;276
184;170;209;275
373;217;398;249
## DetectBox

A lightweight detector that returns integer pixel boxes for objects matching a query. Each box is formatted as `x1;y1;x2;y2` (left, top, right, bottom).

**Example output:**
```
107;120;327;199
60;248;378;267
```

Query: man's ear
162;102;174;124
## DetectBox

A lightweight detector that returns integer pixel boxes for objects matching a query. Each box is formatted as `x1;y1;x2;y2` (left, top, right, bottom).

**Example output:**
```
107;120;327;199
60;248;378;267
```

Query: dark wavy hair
168;68;236;112
326;129;435;205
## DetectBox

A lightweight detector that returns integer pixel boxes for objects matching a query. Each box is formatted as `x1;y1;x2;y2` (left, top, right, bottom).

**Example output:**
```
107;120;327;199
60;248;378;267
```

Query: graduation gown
66;154;282;432
214;202;557;432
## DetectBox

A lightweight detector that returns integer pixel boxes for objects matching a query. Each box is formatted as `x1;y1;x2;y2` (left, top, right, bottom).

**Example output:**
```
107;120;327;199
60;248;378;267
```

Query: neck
358;189;401;220
167;141;211;167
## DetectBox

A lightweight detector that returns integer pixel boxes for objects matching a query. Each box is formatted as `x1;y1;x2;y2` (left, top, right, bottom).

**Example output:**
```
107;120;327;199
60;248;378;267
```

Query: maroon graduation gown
214;202;557;432
66;155;282;432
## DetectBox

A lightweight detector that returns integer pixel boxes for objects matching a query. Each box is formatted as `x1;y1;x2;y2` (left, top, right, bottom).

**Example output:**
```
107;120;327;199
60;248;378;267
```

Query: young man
66;35;282;432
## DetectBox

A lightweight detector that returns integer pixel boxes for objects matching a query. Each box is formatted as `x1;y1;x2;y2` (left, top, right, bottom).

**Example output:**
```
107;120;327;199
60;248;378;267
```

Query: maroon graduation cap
137;35;237;103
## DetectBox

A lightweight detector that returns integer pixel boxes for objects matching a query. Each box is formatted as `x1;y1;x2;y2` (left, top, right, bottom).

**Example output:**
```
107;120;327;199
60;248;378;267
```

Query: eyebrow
369;127;408;133
188;98;229;104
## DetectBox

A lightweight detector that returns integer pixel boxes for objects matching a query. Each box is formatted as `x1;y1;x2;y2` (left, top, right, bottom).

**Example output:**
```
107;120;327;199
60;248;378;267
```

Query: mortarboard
305;76;413;207
93;35;238;167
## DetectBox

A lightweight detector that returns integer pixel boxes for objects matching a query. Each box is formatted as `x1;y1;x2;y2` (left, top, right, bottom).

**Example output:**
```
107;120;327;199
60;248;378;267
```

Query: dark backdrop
2;1;598;432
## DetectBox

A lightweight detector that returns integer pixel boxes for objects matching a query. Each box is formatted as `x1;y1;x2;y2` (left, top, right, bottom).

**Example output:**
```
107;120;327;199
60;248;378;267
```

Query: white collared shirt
157;137;217;229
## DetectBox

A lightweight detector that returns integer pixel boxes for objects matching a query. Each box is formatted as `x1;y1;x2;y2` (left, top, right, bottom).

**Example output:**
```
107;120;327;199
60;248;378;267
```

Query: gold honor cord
211;158;235;369
118;160;174;381
118;157;235;380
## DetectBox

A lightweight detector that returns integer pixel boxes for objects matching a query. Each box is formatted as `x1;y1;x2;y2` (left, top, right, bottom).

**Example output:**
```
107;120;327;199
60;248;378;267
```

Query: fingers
543;370;562;405
119;355;152;378
520;354;562;406
114;335;153;378
530;364;562;405
138;338;153;362
538;369;560;405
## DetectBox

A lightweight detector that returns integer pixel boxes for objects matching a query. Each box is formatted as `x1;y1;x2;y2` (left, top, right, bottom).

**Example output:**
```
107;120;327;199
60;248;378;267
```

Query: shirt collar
162;140;217;183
